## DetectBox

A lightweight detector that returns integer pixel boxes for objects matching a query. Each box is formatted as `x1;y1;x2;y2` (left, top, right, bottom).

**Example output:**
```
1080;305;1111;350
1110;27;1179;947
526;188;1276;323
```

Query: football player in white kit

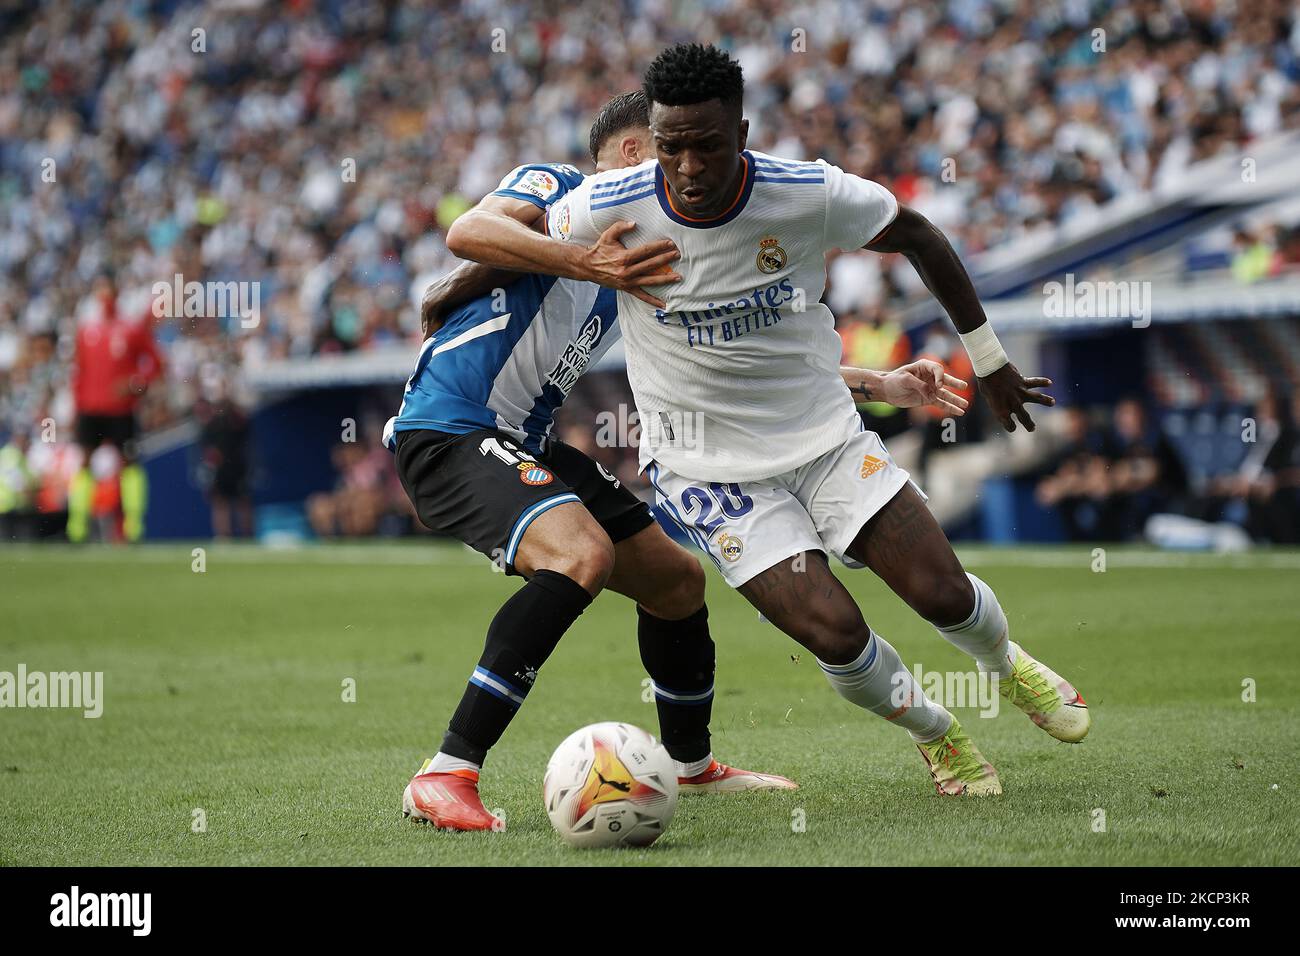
447;44;1090;796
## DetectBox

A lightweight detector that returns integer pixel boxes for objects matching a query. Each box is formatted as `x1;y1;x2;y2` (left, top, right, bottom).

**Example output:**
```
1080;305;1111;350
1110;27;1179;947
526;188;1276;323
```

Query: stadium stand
2;0;1299;544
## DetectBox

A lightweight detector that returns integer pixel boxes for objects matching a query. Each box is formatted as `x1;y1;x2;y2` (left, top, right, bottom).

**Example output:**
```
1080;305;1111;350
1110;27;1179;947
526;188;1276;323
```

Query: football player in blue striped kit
390;92;799;831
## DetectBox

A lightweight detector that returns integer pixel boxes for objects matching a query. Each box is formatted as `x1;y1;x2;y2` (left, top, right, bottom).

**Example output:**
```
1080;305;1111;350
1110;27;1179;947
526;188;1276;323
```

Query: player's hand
878;360;969;415
581;220;681;309
978;362;1054;432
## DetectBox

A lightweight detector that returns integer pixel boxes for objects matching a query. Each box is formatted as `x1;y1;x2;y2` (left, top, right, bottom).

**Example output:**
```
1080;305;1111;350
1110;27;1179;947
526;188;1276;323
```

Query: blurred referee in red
68;272;162;542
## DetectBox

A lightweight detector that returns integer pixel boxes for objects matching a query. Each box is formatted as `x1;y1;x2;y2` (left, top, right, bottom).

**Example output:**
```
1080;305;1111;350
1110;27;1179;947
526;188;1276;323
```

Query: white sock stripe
818;631;954;739
817;634;878;675
470;667;527;705
651;681;715;702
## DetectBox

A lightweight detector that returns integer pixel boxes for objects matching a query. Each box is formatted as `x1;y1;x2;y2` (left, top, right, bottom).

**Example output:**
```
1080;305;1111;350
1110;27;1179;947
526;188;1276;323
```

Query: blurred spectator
1201;388;1300;542
1037;399;1190;540
914;326;980;477
25;434;82;538
1230;228;1281;283
839;306;912;440
0;430;36;540
1036;406;1114;540
1105;397;1190;538
307;429;410;538
196;392;253;539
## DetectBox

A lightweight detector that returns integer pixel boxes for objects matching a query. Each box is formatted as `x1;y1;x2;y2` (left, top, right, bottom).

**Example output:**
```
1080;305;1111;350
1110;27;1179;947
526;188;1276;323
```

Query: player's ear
737;118;749;153
621;133;643;167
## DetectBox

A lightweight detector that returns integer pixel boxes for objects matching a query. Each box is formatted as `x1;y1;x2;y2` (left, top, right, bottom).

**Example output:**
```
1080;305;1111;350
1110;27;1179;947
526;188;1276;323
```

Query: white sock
675;754;714;778
424;752;481;776
819;631;953;743
936;572;1018;678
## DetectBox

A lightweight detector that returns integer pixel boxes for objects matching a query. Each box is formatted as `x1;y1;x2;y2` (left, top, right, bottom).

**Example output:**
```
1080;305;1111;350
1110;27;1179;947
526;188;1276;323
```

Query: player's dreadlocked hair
588;90;650;163
642;43;744;113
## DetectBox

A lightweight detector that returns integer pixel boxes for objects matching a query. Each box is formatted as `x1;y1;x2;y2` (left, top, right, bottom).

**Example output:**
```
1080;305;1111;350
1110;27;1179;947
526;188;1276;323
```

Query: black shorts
211;463;249;499
395;428;653;573
76;413;136;451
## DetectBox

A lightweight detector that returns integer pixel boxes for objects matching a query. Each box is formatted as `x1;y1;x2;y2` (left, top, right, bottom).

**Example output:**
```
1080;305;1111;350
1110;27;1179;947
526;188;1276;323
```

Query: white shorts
646;427;922;588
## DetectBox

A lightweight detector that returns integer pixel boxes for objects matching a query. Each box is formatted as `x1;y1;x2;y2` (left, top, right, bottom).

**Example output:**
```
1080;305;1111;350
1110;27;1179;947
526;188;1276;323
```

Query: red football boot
402;765;503;831
677;759;798;793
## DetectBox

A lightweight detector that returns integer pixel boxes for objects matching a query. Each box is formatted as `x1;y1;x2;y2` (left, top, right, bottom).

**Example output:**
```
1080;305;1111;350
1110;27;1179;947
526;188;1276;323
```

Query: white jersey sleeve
546;176;600;245
820;162;899;251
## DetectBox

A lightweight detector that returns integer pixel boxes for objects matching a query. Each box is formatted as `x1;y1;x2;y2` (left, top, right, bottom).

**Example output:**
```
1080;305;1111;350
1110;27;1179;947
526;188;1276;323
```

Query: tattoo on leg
860;492;931;571
741;553;834;625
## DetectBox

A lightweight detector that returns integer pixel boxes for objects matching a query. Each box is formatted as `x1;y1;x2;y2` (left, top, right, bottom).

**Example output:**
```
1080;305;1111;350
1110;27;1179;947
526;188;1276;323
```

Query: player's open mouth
680;186;706;202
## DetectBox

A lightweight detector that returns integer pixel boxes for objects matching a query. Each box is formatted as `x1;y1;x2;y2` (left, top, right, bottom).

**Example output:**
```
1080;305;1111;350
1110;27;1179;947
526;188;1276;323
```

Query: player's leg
395;428;612;830
650;460;998;796
737;550;1000;796
843;472;1090;743
607;524;798;792
67;414;104;543
113;416;146;543
544;443;794;792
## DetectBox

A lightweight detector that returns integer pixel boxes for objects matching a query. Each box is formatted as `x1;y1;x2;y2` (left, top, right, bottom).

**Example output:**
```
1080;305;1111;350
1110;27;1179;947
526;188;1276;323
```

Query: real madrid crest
718;532;744;562
756;235;786;274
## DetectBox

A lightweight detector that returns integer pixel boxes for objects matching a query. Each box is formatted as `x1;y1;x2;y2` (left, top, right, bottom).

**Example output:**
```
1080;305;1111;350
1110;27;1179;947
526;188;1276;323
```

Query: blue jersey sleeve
491;163;584;211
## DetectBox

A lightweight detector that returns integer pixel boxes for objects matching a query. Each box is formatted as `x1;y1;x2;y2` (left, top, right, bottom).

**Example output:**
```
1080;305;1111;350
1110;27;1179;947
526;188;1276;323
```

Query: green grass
1;541;1297;866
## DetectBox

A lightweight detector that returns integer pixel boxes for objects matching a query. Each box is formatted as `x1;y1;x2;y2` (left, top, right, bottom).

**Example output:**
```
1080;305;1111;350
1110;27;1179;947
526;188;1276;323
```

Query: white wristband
958;322;1008;378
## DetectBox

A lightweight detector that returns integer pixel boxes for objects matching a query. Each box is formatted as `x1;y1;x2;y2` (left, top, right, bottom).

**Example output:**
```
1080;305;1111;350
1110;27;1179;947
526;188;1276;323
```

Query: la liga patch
515;169;559;201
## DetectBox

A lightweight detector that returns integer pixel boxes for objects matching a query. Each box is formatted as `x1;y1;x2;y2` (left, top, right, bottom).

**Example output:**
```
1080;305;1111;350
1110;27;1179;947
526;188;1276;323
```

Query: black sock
637;604;714;764
440;569;593;765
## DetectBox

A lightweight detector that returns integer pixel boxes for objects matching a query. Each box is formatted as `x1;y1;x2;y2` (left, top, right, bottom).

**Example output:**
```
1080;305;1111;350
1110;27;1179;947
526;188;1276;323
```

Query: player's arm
446;196;681;308
420;261;521;340
128;320;164;395
422;184;560;336
841;360;969;417
865;206;1053;432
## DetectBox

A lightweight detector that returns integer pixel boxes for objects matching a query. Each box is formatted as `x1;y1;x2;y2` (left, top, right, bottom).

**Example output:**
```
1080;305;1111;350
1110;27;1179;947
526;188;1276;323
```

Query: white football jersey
547;149;898;482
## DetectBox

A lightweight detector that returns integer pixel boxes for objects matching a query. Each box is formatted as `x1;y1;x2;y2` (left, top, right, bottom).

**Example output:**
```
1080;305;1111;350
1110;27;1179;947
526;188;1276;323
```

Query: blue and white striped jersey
385;163;620;454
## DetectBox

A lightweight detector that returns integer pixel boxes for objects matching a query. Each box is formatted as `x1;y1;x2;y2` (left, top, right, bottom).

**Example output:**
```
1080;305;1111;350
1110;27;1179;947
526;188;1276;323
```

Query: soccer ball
542;721;678;848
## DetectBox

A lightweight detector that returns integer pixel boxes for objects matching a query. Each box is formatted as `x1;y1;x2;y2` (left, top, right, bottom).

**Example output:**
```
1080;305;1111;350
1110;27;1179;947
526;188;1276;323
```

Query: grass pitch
1;541;1297;866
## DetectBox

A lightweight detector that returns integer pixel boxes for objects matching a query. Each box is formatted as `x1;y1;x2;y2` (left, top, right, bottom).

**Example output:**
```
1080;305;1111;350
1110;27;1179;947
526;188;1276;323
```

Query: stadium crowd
2;0;1300;541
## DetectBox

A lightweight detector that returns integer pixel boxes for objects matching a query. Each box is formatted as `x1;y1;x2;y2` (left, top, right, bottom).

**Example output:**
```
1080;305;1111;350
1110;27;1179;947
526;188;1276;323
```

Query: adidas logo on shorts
860;454;886;479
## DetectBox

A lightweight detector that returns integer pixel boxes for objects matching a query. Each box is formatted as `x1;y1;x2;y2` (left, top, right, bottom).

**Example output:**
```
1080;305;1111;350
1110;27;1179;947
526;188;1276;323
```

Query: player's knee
676;555;706;610
916;571;975;628
801;603;870;666
643;553;706;620
547;528;615;595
